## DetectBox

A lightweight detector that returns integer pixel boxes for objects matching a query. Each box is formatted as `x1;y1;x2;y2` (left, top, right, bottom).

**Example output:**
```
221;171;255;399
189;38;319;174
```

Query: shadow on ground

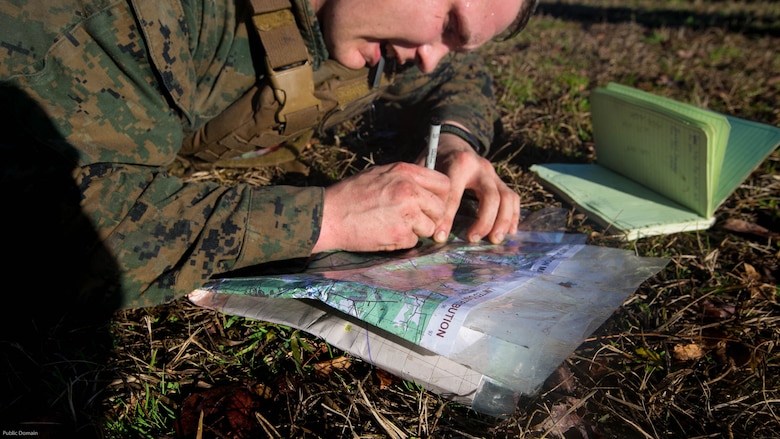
0;86;122;438
538;1;780;37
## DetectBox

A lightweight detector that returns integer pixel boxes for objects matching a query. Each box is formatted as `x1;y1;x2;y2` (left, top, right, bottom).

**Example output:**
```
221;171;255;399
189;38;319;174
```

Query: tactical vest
179;0;392;169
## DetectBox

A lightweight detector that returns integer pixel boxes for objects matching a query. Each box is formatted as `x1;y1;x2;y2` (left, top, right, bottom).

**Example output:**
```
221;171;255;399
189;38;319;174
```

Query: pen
371;54;385;89
425;118;441;169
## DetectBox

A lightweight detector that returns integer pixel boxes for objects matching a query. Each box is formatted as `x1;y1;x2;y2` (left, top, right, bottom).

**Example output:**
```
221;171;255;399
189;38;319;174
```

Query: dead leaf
175;385;261;439
538;397;597;439
702;298;736;319
544;363;577;393
251;383;275;400
677;49;695;59
743;263;761;281
751;283;777;302
741;263;776;300
313;356;352;379
721;218;779;239
673;343;705;361
375;368;399;389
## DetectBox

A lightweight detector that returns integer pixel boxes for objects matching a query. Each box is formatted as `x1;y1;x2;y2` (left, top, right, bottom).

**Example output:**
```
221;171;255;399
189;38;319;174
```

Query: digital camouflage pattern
0;0;498;308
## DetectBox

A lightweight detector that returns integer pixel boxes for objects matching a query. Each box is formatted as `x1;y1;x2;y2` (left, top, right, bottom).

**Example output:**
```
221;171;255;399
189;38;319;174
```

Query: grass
2;0;779;437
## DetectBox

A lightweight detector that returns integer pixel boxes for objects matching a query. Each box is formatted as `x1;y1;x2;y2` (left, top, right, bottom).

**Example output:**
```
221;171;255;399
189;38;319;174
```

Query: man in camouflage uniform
0;0;537;431
1;0;537;309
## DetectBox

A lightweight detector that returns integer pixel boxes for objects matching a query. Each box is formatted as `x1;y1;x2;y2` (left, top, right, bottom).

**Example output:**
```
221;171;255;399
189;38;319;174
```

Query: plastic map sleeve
189;210;669;416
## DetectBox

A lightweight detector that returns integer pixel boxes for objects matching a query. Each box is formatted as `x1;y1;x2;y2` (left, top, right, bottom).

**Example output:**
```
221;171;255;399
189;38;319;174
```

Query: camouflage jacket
0;0;497;308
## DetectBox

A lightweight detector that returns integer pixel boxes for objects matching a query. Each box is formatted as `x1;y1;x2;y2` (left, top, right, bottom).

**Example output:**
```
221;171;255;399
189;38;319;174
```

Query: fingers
435;177;465;243
381;163;450;233
315;155;520;255
433;149;520;244
467;182;520;243
315;162;451;254
388;166;448;241
403;162;451;201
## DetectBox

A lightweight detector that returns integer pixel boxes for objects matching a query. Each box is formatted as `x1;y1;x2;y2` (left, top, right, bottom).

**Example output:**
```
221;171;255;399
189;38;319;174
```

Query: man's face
315;0;527;73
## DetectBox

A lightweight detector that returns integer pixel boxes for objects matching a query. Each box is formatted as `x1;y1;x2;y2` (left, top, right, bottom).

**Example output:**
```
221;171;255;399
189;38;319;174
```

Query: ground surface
8;1;779;438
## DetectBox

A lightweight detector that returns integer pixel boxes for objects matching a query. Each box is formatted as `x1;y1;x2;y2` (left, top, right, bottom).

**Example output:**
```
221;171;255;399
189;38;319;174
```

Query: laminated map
190;210;669;416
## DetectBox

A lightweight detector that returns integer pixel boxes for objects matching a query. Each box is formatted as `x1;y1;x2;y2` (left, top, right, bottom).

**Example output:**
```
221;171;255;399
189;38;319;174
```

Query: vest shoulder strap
250;0;320;134
178;1;394;170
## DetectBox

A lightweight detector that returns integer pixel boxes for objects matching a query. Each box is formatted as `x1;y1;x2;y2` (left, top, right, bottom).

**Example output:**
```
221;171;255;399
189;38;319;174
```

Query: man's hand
313;162;451;253
427;132;520;244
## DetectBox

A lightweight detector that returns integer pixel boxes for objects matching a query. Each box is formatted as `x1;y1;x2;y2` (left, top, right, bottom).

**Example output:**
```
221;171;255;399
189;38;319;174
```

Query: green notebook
531;83;780;241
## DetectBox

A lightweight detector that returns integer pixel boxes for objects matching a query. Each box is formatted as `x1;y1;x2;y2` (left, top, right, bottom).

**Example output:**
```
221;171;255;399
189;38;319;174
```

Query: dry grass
4;1;778;438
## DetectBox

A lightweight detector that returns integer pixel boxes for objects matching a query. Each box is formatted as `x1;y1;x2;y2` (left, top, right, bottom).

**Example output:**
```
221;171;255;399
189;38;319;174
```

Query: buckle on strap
266;59;321;129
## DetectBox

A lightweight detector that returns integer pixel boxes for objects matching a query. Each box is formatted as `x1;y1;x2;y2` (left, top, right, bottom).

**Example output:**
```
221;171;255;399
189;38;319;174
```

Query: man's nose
416;43;450;74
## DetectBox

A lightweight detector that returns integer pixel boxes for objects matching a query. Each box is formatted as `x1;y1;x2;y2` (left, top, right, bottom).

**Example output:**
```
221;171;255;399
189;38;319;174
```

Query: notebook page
713;116;780;207
591;88;725;217
530;163;715;240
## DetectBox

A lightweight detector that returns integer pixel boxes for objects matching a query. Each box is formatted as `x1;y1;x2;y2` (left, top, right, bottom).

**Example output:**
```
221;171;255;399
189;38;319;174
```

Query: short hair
495;0;540;41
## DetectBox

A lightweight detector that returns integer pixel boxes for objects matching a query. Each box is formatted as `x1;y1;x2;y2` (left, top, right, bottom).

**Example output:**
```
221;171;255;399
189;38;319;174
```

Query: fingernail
435;230;447;242
494;232;505;243
469;234;480;243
